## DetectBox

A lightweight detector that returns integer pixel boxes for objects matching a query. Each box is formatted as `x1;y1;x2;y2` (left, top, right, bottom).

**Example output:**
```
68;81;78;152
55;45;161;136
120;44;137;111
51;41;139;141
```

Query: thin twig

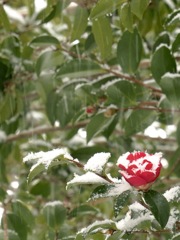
3;203;8;240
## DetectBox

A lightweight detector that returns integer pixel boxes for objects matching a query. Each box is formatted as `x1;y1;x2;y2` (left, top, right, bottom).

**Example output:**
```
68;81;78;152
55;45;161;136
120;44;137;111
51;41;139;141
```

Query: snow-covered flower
117;151;162;190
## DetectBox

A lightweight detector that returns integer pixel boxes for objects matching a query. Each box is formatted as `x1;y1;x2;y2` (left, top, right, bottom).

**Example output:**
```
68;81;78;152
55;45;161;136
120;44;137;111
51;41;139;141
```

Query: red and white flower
117;151;162;190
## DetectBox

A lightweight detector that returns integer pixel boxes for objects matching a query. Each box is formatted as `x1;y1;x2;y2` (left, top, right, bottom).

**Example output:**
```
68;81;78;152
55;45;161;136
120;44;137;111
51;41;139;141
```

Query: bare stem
3;203;8;240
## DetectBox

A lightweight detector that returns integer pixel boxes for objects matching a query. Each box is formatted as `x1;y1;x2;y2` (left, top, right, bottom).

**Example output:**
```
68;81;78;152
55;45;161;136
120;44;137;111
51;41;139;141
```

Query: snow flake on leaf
84;152;111;174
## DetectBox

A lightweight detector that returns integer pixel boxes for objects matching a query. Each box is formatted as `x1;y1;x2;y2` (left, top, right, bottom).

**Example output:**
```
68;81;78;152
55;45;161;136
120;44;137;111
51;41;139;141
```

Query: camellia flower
117;151;162;190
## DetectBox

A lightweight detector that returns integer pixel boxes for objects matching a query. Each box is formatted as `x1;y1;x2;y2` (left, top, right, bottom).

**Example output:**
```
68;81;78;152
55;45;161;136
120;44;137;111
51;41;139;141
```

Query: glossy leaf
0;187;6;201
153;32;170;52
125;109;157;137
30;36;59;47
43;201;66;229
143;190;170;228
160;73;180;107
69;205;98;218
117;29;142;73
92;16;112;59
71;6;88;41
114;190;131;217
56;59;104;78
172;33;180;52
0;5;10;31
5;213;28;240
106;80;136;106
12;200;34;227
86;112;117;142
90;0;125;19
130;0;149;20
151;45;176;84
120;3;133;32
165;9;180;26
36;50;64;76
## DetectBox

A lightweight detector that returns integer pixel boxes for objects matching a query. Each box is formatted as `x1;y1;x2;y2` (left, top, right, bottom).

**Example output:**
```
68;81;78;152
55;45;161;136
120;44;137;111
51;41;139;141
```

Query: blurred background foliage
0;0;180;239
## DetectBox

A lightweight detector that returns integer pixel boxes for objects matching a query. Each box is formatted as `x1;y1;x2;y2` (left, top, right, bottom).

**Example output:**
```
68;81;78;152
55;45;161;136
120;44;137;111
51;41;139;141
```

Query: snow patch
67;172;109;187
162;72;180;79
23;148;75;169
84;152;111;174
116;202;152;231
163;186;180;202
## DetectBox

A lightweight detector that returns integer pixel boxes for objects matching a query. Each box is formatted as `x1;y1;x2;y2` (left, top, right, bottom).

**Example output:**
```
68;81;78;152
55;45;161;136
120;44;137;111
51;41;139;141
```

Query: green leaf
160;73;180;107
81;220;117;235
1;36;21;58
71;6;88;41
107;231;125;240
43;201;66;229
56;59;104;78
89;184;127;201
69;205;99;218
158;98;173;125
36;50;64;76
92;16;112;59
125;109;157;137
143;190;170;228
92;17;113;59
176;121;180;146
90;0;125;19
12;200;34;227
86;113;116;142
120;3;133;32
172;33;180;52
165;9;180;26
25;149;75;182
30;179;51;197
106;80;136;106
30;36;59;47
130;0;149;20
153;32;170;52
117;29;142;73
151;45;176;84
0;93;16;124
0;5;10;31
114;190;131;217
0;230;20;240
0;187;6;201
5;213;28;240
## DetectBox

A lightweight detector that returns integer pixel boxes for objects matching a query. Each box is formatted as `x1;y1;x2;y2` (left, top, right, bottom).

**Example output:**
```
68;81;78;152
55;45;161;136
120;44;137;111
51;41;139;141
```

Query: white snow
162;72;180;79
116;202;152;231
106;181;132;197
154;43;170;52
0;130;7;143
23;148;75;169
67;172;109;187
166;208;179;230
84;152;111;174
163;186;180;202
79;219;115;235
44;201;63;207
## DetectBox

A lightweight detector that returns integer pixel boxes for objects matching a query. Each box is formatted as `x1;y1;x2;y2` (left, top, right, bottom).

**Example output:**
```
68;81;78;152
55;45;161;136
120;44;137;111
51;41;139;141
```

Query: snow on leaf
78;219;117;236
84;152;111;174
116;202;153;231
67;172;109;188
163;186;180;202
23;148;77;182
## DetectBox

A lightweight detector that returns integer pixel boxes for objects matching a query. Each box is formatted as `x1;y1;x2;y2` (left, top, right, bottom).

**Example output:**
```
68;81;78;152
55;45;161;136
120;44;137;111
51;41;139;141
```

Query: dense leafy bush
0;0;179;239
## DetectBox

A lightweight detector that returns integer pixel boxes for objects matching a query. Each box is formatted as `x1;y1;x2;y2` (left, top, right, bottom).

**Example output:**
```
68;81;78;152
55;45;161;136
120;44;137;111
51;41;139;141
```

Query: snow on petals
117;151;162;190
84;152;111;174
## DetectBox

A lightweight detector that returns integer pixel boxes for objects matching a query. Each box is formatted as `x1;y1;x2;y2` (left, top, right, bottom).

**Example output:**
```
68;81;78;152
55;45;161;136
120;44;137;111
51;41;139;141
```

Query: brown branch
5;122;88;143
3;204;8;240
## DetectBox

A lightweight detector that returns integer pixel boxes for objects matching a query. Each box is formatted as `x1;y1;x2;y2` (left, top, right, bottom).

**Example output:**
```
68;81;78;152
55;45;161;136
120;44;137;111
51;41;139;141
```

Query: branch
5;122;88;143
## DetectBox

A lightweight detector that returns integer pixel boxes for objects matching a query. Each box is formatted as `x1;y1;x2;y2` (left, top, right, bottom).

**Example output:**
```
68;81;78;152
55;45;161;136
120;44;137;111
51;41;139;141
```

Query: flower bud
117;151;162;191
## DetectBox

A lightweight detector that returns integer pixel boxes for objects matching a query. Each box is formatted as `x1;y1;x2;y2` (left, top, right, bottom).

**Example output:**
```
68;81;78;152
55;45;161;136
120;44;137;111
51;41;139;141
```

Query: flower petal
120;171;147;187
140;171;156;182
